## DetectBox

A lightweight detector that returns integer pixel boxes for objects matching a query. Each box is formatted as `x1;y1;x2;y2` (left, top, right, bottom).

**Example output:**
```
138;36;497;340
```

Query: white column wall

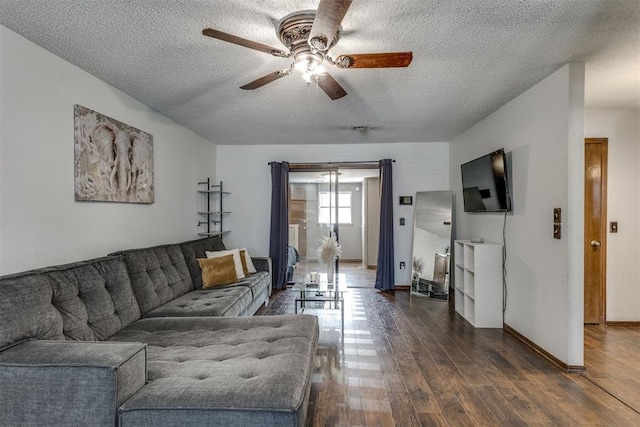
450;64;585;366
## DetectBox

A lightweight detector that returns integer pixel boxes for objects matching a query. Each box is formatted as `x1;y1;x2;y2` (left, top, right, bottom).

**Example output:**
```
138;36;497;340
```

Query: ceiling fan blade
202;28;288;57
240;70;289;90
334;52;413;68
308;0;353;51
317;73;347;100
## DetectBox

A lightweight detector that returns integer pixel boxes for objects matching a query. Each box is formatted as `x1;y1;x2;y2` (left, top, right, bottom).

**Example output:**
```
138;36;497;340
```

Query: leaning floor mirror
411;191;453;300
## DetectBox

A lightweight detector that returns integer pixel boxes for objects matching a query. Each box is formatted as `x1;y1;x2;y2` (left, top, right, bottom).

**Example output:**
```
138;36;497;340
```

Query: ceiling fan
202;0;412;100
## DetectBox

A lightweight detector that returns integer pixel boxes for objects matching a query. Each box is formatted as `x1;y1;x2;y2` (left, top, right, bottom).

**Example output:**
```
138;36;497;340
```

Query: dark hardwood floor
258;289;640;426
583;324;640;413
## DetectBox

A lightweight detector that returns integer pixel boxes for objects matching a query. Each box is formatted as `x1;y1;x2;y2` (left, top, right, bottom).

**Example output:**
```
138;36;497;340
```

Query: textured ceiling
1;1;638;145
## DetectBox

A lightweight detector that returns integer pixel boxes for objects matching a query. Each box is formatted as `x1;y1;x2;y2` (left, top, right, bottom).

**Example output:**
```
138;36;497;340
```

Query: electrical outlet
399;217;405;226
400;262;405;270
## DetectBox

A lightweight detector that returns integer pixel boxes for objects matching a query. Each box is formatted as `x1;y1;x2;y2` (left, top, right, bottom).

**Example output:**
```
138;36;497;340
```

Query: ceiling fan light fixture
294;51;324;73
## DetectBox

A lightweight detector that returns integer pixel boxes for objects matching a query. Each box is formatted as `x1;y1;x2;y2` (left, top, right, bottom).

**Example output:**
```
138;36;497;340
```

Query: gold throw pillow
239;247;257;274
198;255;238;288
204;249;245;280
239;249;249;276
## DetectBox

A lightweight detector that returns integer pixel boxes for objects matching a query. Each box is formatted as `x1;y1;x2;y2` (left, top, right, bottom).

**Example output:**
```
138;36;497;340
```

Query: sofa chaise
0;236;318;426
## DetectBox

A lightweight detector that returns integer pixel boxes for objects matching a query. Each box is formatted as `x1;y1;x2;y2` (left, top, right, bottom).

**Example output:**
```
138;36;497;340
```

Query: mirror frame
410;190;453;300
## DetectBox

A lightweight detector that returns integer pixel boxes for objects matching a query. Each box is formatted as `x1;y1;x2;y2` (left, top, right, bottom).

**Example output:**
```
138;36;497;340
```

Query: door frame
584;138;608;324
289;162;381;276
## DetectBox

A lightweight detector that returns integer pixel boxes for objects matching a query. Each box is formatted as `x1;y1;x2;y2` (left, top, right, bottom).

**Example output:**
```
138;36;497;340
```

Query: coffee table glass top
291;273;348;293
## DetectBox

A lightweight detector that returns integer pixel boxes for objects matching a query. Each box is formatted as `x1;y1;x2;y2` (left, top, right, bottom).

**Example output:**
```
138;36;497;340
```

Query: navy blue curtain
375;159;395;291
269;161;289;290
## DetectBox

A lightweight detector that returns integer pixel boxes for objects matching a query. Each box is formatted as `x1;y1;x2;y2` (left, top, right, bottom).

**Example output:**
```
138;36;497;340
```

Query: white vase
326;263;334;284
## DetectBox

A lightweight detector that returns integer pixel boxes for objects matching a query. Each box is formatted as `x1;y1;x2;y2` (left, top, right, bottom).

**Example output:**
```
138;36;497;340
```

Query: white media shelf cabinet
453;240;503;328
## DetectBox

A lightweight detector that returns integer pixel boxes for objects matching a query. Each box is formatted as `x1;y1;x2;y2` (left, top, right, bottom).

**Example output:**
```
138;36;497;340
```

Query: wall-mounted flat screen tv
461;148;512;212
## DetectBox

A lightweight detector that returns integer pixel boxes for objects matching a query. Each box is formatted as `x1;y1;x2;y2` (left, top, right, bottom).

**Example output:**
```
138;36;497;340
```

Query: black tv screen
461;149;512;212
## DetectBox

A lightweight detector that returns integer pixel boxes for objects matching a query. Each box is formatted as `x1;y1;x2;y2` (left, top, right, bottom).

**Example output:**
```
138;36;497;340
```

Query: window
318;191;352;224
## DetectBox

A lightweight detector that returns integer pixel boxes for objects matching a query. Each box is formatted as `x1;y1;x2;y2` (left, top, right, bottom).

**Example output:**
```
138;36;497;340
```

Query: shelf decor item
412;256;425;291
74;104;154;204
316;235;342;283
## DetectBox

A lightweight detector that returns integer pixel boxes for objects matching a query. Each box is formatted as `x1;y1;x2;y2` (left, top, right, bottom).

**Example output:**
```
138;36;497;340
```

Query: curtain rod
268;160;395;166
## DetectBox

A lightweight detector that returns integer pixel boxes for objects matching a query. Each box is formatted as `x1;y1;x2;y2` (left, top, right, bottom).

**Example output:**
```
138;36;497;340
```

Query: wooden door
584;138;608;324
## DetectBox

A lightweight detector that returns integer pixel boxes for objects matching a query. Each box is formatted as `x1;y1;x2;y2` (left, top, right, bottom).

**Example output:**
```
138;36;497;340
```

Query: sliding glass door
287;163;380;287
288;167;339;283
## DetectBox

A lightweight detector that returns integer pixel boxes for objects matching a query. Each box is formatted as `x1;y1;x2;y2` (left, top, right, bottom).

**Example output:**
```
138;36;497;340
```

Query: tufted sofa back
0;237;231;349
43;256;141;341
0;256;141;348
114;244;193;315
0;272;64;350
179;235;226;289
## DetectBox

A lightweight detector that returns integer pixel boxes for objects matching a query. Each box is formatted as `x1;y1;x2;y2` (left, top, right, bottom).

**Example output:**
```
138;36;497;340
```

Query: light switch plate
554;223;561;239
553;208;561;223
610;221;618;233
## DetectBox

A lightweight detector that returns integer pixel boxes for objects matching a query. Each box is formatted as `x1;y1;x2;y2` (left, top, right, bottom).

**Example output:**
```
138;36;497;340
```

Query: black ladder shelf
197;178;231;237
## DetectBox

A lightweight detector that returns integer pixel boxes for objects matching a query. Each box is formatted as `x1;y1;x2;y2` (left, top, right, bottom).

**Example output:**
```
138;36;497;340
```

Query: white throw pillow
240;247;257;274
205;249;246;280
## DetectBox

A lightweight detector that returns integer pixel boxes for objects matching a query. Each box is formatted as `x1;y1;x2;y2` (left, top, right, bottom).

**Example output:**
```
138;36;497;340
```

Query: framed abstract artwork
74;105;154;203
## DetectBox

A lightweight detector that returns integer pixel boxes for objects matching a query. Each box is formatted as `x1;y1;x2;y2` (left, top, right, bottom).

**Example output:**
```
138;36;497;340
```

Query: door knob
590;240;601;247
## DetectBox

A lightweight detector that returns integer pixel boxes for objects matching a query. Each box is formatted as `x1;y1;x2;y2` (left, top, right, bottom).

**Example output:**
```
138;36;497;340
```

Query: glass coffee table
292;273;347;333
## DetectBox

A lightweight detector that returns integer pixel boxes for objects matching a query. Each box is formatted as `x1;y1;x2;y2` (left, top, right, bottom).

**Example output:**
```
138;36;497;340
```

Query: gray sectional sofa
0;236;318;427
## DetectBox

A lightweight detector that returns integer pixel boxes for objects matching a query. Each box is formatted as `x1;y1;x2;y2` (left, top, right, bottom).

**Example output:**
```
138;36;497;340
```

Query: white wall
450;64;585;366
0;26;216;275
585;107;640;321
216;142;449;285
337;182;363;260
